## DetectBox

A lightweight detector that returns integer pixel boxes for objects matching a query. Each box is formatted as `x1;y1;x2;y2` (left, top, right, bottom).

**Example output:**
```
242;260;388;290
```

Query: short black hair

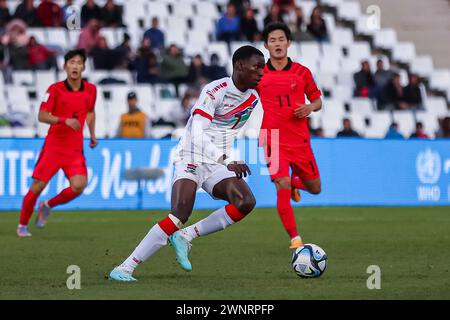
232;45;264;66
64;49;87;64
262;22;291;43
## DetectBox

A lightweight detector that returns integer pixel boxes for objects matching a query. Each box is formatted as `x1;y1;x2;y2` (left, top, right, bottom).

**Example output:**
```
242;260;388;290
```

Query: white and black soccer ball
291;244;327;278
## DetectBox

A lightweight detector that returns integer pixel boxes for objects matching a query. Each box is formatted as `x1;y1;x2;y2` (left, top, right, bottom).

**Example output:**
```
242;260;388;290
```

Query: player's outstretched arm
86;110;98;148
38;110;81;130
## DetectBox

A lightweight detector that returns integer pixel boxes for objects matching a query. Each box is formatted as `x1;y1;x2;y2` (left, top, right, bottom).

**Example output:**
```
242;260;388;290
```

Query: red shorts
264;144;320;181
32;147;87;183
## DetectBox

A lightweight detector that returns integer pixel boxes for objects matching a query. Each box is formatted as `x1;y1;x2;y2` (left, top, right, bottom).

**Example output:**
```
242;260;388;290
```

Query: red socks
47;187;81;208
19;190;38;226
277;189;299;239
225;204;246;222
291;175;306;190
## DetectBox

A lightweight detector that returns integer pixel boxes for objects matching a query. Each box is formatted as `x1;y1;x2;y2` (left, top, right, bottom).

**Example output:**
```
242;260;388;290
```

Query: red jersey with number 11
257;58;321;149
40;79;96;153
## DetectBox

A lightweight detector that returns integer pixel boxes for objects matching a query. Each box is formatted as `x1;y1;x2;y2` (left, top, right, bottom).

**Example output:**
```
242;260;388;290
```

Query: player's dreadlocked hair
262;22;292;43
232;45;264;66
64;49;87;64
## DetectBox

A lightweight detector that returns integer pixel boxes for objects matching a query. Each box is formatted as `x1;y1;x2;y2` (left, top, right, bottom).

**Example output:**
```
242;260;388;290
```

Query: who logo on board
416;148;441;184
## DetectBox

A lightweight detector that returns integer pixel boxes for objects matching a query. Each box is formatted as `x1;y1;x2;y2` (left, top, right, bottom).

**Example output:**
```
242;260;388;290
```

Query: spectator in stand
174;93;195;127
273;0;296;15
229;0;249;19
27;36;57;70
307;6;329;42
207;53;228;80
187;54;210;89
377;72;403;110
36;0;63;27
402;74;423;110
410;122;429;139
337;118;361;138
373;59;392;95
77;18;101;54
81;0;101;27
435;117;450;139
90;36;115;70
100;0;124;28
216;2;241;43
14;0;38;27
143;17;165;52
0;0;12;29
240;7;260;42
114;32;133;69
132;38;157;83
3;19;29;70
117;92;151;138
290;6;314;41
353;60;374;98
264;4;284;27
160;44;188;96
384;122;404;139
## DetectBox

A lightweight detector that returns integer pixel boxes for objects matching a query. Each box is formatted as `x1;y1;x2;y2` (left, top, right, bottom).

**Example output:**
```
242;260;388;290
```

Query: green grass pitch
1;207;449;299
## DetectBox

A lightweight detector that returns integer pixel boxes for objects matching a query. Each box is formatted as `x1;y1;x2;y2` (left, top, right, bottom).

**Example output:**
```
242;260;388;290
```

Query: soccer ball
291;244;327;278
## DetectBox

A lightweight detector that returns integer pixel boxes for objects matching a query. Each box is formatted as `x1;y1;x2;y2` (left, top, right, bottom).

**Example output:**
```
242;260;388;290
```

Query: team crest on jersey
185;163;198;174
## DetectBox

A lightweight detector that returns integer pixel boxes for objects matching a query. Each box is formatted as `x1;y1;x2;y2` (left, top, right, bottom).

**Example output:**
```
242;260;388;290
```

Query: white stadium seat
392;42;416;64
410;55;434;78
373;28;397;50
46;28;68;49
429;69;450;92
330;28;354;46
6;86;31;113
347;42;371;62
365;111;392;138
0;126;13;137
425;97;448;118
337;1;361;22
12;127;36;138
12;71;34;86
393;111;415;138
350;98;375;116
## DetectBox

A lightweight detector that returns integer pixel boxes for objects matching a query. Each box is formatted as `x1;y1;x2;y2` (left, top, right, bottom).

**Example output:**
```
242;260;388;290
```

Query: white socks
121;214;183;272
182;206;234;242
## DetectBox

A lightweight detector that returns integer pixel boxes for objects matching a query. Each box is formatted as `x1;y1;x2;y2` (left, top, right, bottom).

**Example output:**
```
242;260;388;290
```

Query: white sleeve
190;83;217;121
189;114;225;163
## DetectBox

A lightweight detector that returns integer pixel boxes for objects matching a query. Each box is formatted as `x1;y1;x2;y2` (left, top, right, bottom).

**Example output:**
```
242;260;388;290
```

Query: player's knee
171;203;192;223
234;193;256;215
70;182;86;194
31;180;46;194
274;178;291;190
309;184;321;195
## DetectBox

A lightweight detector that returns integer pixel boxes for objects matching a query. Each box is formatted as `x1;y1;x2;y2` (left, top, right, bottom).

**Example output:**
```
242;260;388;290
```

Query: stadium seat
321;43;344;62
355;16;376;36
299;43;321;61
165;28;187;48
330;28;354;47
315;72;336;91
321;98;346;116
46;28;68;49
27;28;46;44
340;58;360;74
36;122;50;138
415;111;439;138
392;42;416;64
67;29;81;48
147;1;170;18
410;55;434;78
319;58;340;74
337;1;361;22
154;83;177;100
6;86;31;113
109;70;134;84
425;96;448;118
151;125;175;139
348;113;366;135
12;71;34;86
297;1;317;22
172;1;195;18
207;43;230;67
196;1;220;19
12;127;36;138
350;98;375;116
429;69;450;92
100;28;119;48
393;110;415;137
347;42;371;62
331;84;353;101
373;28;398;50
365;111;392;138
0;126;13;137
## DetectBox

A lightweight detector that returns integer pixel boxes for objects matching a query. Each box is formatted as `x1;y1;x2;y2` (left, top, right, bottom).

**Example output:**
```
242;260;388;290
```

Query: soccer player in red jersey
257;22;323;249
16;49;97;237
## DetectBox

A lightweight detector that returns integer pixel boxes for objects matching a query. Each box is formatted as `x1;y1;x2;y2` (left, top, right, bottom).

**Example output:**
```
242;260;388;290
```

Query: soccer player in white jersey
109;46;265;281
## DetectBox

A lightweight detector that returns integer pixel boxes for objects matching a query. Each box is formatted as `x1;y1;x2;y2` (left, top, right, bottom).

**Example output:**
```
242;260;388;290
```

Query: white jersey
175;77;259;164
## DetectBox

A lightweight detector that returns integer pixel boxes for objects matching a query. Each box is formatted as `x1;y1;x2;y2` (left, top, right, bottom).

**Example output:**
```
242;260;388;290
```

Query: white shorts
173;161;236;199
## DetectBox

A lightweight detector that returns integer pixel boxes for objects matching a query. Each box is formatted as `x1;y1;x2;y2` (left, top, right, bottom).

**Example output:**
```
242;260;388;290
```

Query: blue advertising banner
0;138;449;210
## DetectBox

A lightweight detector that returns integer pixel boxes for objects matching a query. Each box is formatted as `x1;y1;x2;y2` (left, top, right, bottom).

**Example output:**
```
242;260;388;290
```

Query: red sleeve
301;67;322;102
40;84;58;113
